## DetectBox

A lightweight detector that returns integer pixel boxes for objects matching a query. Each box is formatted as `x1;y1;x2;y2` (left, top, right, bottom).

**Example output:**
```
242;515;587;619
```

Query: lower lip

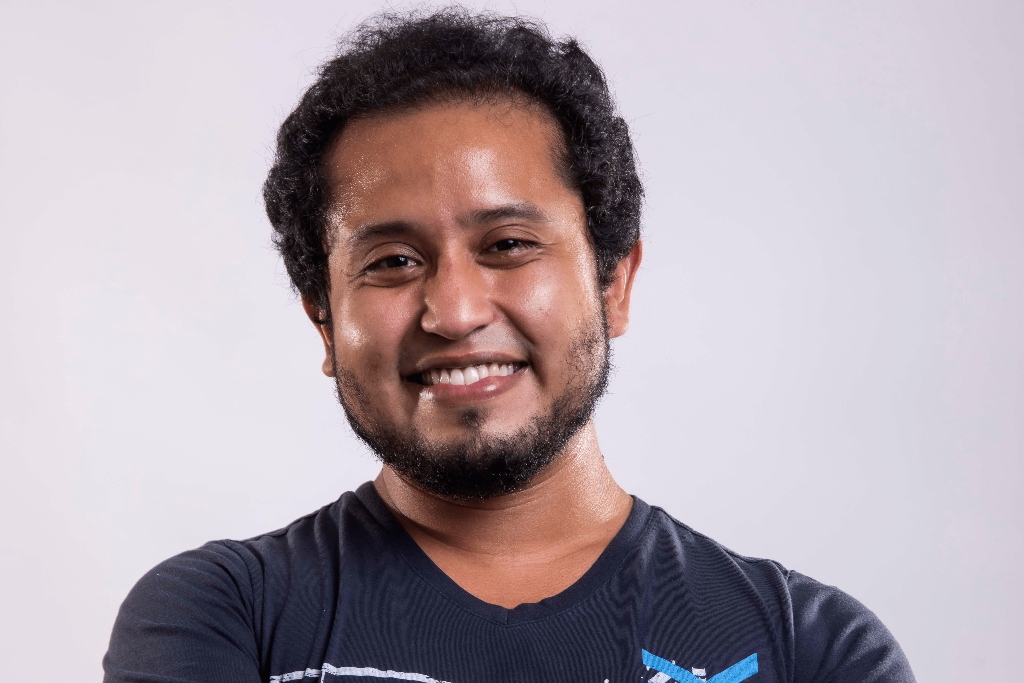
413;368;526;403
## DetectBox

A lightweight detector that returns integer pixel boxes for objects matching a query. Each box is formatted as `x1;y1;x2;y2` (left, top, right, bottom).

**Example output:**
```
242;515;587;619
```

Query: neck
373;422;632;607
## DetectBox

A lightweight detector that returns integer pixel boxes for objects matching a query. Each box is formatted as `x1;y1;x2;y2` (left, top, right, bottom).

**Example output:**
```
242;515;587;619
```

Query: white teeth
422;363;519;386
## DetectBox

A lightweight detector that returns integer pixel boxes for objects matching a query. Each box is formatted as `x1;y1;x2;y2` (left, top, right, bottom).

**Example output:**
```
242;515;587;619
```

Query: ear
302;296;336;377
603;239;643;339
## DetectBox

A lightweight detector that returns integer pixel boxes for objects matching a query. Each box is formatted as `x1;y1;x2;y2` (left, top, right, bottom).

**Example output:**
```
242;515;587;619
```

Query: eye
367;254;417;271
487;238;533;253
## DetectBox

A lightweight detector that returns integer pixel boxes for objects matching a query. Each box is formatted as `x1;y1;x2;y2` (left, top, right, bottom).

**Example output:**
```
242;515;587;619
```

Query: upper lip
404;352;528;377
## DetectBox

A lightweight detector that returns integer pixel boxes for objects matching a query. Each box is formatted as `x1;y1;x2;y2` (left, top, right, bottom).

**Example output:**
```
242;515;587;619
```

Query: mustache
396;326;533;370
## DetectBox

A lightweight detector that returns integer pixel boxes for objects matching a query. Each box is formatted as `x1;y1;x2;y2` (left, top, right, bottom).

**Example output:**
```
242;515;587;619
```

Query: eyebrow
345;221;416;250
464;202;549;226
345;202;550;249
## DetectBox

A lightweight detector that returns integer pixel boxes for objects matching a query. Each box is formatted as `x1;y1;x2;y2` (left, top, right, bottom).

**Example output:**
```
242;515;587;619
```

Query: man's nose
420;256;495;339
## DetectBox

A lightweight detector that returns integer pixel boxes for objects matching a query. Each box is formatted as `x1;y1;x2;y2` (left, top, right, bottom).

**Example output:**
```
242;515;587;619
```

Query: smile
416;363;525;386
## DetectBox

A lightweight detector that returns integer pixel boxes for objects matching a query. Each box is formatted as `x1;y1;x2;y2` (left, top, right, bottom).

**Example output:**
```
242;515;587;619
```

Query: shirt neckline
353;481;652;626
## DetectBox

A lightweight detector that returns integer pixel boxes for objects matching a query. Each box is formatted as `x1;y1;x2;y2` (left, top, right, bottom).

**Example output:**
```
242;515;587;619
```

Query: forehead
321;98;578;230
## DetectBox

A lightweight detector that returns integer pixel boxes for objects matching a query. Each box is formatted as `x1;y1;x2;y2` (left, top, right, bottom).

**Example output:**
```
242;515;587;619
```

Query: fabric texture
104;483;915;683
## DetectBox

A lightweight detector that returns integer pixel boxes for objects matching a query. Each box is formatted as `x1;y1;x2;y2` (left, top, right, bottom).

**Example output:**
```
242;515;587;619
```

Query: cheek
514;271;559;321
501;260;599;358
331;291;412;375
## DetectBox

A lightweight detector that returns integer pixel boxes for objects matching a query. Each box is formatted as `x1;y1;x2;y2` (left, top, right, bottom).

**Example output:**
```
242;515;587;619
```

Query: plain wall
1;1;1021;679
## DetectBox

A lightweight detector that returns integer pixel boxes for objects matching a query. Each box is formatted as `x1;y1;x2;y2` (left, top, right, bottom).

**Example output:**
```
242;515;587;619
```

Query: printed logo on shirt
648;667;707;683
268;664;451;683
641;649;758;683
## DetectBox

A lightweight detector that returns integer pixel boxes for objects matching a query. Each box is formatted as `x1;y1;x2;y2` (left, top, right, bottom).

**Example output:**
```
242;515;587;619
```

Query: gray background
2;1;1021;680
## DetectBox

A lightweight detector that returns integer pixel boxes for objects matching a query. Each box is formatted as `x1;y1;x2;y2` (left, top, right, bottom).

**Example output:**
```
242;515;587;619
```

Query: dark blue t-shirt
104;483;914;683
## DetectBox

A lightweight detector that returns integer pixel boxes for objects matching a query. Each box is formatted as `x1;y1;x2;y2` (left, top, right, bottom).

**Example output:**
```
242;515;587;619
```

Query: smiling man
104;10;915;683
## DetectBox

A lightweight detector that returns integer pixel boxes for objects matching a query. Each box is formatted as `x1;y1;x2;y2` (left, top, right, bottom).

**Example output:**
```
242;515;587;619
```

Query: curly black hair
263;8;643;317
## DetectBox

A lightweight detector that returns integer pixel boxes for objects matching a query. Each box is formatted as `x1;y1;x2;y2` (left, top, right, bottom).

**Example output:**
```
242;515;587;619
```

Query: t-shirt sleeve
788;570;915;683
103;542;262;683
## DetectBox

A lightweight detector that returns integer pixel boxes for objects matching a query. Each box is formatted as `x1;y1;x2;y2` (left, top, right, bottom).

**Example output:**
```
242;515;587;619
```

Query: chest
265;571;787;683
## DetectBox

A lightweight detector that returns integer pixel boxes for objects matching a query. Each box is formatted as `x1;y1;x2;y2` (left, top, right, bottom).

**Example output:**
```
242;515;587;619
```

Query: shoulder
104;541;263;682
640;505;915;683
787;571;915;683
104;492;362;683
116;490;358;617
111;540;263;632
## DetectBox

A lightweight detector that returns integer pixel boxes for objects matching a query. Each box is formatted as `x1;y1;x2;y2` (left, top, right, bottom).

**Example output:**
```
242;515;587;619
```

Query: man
105;10;915;683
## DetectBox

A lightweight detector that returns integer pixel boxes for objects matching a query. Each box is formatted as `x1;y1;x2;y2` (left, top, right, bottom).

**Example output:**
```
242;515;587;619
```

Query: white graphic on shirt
268;664;451;683
647;665;706;682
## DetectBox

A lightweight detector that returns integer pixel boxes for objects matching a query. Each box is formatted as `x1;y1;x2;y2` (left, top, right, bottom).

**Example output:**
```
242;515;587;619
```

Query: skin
304;98;643;608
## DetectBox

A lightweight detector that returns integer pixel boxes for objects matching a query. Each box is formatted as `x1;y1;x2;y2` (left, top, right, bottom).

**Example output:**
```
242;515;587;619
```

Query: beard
331;312;611;500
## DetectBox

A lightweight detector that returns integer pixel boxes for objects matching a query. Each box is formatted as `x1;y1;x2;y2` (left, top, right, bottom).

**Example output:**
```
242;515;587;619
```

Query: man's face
311;98;637;498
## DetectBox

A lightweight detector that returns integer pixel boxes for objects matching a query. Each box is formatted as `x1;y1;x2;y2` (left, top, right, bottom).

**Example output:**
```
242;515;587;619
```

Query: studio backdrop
1;2;1021;681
